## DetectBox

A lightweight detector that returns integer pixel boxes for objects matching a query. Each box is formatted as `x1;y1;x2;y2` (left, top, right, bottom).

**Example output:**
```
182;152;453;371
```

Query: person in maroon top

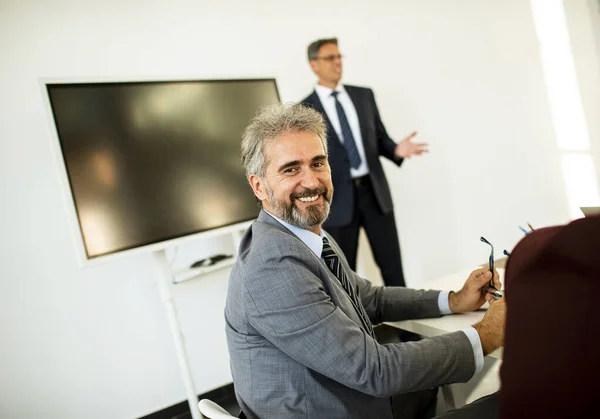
438;214;599;419
500;214;600;418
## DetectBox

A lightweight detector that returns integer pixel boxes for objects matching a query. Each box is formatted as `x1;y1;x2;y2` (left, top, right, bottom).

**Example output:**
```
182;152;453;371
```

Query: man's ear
309;59;318;73
248;174;268;202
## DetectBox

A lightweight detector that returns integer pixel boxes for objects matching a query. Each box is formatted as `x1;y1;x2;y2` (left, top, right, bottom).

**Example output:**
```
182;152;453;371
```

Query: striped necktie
322;237;375;337
331;91;362;169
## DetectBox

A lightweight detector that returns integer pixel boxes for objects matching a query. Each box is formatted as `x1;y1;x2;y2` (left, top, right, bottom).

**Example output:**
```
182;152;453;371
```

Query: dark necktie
331;91;362;169
322;237;375;337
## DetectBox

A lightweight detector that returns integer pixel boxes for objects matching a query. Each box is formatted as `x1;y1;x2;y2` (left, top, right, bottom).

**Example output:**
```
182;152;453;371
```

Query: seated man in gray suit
225;103;505;419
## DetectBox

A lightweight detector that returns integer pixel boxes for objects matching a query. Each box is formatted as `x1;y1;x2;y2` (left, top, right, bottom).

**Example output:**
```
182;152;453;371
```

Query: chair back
198;399;236;419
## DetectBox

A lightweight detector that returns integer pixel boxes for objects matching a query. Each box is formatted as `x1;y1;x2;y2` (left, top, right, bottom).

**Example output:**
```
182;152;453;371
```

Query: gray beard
265;184;331;229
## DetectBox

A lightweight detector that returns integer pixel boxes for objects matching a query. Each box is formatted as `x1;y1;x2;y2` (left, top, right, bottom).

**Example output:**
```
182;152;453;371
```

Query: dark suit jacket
302;85;403;228
500;215;600;418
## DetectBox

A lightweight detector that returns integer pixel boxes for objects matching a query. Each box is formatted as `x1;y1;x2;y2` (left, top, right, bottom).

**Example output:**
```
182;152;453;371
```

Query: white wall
0;1;572;418
563;0;600;189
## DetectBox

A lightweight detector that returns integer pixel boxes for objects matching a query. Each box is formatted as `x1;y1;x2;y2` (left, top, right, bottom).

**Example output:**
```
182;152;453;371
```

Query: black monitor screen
47;79;280;259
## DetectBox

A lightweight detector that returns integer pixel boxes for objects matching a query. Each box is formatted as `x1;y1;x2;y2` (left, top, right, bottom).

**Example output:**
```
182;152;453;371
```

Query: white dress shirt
314;84;370;178
266;210;484;375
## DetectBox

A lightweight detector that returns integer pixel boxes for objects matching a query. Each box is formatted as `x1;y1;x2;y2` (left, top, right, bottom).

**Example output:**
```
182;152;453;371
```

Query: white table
385;267;505;409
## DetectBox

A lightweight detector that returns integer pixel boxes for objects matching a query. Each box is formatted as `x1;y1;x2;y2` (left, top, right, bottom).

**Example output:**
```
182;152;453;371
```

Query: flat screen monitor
46;78;280;259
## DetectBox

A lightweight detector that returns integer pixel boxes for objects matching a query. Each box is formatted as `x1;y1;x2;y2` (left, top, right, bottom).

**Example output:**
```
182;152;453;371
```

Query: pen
527;222;535;231
519;225;529;235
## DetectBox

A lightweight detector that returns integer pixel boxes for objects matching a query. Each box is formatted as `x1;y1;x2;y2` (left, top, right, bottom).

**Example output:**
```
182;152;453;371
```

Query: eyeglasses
480;236;504;300
315;54;343;62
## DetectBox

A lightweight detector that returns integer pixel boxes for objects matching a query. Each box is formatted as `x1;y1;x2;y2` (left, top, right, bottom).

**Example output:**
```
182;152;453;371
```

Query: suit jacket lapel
257;210;322;262
344;86;370;150
306;90;341;145
257;210;370;333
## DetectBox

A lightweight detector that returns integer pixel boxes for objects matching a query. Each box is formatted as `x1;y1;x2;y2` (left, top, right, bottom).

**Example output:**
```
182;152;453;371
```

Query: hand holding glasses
480;225;533;299
480;236;504;300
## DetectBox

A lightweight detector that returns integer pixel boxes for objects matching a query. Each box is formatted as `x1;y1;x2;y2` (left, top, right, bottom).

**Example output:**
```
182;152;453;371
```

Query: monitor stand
151;228;245;419
152;249;202;419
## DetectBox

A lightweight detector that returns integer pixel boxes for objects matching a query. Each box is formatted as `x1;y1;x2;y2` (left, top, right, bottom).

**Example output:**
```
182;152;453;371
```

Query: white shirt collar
264;210;325;258
314;83;346;104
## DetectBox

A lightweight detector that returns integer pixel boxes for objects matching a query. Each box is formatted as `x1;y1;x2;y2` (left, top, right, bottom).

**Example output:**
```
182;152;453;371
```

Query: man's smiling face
250;130;333;234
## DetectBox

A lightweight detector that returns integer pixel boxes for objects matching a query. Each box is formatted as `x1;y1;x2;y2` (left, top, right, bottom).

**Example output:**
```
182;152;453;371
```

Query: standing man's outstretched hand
394;131;429;158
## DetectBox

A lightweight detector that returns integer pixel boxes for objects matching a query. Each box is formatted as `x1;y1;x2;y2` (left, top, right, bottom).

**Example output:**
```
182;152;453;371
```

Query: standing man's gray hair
307;38;338;61
241;103;328;179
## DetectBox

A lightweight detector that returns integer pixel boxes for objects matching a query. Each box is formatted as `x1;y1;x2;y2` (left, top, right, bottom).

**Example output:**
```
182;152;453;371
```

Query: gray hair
241;103;328;179
307;38;338;61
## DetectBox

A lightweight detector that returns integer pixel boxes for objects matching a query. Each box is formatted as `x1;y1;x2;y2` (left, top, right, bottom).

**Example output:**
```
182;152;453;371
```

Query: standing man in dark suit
302;38;428;287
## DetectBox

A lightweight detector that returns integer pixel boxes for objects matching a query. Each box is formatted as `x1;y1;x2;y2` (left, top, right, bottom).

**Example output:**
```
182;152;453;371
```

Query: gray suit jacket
225;210;475;418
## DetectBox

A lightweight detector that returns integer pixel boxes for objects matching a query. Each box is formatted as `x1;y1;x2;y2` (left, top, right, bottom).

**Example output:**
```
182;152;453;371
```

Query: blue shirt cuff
461;327;484;375
437;291;452;315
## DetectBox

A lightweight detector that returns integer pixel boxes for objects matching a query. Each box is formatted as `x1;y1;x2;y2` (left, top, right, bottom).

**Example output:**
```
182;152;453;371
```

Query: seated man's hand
473;297;506;355
448;267;501;313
